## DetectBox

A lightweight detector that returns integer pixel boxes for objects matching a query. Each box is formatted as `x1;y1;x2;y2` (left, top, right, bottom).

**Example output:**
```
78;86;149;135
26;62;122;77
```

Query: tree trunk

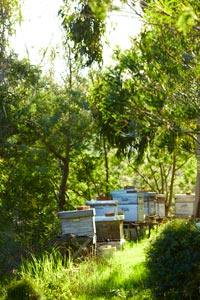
166;152;176;216
58;158;69;211
103;137;109;195
194;120;200;217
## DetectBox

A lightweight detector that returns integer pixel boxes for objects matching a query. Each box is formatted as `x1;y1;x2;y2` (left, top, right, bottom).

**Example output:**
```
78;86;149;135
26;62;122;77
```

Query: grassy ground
71;241;150;300
1;238;153;300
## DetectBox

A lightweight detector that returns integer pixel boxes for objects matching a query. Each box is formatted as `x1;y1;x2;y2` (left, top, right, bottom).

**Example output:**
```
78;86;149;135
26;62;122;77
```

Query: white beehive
156;194;166;217
138;192;156;216
58;209;96;237
86;200;118;216
175;194;195;217
118;203;144;222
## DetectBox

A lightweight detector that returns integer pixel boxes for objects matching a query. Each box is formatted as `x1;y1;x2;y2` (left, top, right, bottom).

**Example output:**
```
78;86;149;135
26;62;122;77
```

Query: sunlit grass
10;239;152;300
73;240;151;300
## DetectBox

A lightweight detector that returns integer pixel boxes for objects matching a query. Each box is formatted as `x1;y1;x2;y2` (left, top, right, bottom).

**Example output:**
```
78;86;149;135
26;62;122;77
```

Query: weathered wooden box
156;203;166;217
156;194;166;217
95;215;124;242
110;189;139;204
86;200;118;216
58;209;96;237
138;192;156;216
175;194;195;217
118;203;144;222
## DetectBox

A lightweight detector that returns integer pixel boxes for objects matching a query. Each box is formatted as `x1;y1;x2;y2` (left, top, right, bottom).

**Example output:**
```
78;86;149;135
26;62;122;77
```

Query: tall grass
3;240;152;300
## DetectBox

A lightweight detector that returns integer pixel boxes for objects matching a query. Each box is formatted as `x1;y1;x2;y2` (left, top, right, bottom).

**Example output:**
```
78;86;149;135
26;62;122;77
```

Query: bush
5;278;43;300
145;219;200;300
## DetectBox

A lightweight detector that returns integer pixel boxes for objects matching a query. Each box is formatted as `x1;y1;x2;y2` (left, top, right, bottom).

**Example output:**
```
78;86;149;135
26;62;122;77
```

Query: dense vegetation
1;220;200;300
0;239;150;300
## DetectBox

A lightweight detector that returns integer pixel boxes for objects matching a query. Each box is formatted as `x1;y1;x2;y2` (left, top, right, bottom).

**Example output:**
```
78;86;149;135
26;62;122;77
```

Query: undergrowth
1;240;152;300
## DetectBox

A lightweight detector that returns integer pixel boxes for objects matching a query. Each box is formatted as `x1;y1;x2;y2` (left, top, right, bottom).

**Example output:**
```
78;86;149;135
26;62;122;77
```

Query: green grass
1;239;153;300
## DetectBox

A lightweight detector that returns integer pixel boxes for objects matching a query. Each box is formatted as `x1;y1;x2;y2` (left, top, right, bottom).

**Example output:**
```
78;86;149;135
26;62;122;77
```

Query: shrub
145;219;200;300
5;278;43;300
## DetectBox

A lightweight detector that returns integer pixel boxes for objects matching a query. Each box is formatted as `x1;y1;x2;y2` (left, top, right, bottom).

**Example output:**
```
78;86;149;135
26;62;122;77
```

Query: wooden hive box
118;203;144;222
138;192;156;216
58;208;96;237
110;189;138;204
86;200;118;216
175;194;195;217
95;215;124;242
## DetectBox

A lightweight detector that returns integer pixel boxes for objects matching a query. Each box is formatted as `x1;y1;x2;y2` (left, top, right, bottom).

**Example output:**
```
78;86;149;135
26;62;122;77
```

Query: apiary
85;200;118;216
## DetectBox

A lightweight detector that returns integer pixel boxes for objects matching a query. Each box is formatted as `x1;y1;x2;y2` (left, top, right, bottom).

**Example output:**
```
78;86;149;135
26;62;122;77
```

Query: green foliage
59;0;106;66
90;0;199;160
123;147;196;197
5;278;43;300
89;0;112;19
145;219;200;299
90;67;154;159
177;6;197;34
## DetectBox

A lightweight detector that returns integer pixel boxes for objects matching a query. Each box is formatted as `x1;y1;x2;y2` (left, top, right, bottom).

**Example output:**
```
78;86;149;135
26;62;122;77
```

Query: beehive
175;194;195;217
86;200;118;216
138;192;156;216
95;215;124;242
117;203;144;222
110;188;144;222
58;209;96;237
110;189;138;204
156;194;166;217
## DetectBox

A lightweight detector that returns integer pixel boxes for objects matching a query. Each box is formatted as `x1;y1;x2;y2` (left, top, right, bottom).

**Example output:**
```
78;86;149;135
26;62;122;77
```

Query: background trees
88;0;199;215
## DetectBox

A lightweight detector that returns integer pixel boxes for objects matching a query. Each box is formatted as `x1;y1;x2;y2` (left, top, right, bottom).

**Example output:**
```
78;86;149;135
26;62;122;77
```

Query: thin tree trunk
58;158;69;211
103;137;109;195
194;120;200;217
166;152;176;216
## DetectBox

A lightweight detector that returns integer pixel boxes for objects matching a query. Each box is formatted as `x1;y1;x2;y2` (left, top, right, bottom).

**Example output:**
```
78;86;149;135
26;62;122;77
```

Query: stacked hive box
175;194;195;217
58;209;96;238
110;189;144;222
95;215;124;245
138;192;156;217
86;199;124;249
85;200;118;216
57;209;96;257
156;194;166;217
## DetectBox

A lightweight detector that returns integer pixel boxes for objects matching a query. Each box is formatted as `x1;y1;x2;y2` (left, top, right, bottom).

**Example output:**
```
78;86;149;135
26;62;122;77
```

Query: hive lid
86;200;118;206
138;191;156;196
58;208;95;219
95;215;124;222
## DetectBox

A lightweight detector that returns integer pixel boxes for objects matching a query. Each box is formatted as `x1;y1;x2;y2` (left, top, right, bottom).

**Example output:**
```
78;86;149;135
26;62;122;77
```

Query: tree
89;0;199;214
124;146;196;216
